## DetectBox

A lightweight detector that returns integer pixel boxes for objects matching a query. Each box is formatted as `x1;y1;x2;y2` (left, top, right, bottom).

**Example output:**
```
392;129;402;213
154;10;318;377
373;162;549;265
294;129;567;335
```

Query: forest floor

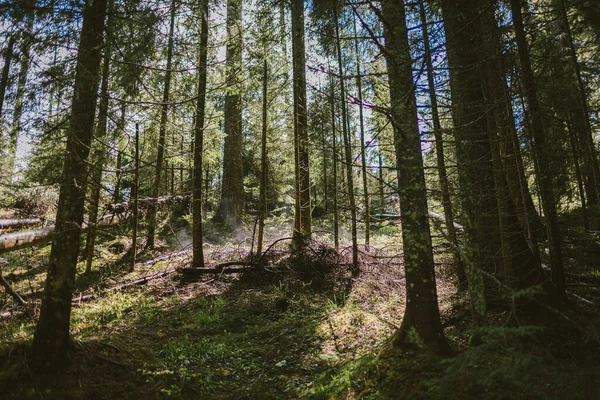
1;214;600;399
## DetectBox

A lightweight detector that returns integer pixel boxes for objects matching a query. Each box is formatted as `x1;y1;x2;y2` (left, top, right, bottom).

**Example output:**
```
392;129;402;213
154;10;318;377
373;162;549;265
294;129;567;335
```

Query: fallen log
0;218;44;230
0;271;26;305
73;268;177;304
0;212;127;254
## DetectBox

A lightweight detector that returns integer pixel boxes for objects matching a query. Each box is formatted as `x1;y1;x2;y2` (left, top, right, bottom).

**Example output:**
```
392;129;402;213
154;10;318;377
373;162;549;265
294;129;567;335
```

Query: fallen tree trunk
0;218;44;230
0;271;26;305
0;212;127;254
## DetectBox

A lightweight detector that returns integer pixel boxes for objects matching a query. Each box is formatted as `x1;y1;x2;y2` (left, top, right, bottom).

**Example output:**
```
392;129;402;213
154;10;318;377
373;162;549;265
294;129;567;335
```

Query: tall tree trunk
556;0;600;206
418;0;466;287
85;2;113;274
146;0;176;248
382;0;450;354
214;0;244;230
112;103;126;204
0;36;14;120
130;123;140;273
334;2;358;271
330;71;339;250
510;0;565;301
257;58;268;255
31;0;108;369
291;0;311;247
441;0;496;322
7;16;33;182
354;15;370;247
192;0;209;268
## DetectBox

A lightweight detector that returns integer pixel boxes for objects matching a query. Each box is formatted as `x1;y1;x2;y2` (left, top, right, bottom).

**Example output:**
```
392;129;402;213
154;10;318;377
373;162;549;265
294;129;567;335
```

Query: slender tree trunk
192;0;209;268
31;0;108;369
556;0;600;206
113;103;126;204
330;71;339;250
214;0;244;230
382;0;451;354
567;118;589;230
85;3;113;274
334;2;358;271
0;36;14;120
378;143;384;211
510;0;565;301
130;123;140;273
418;0;466;287
354;15;370;247
257;58;268;255
291;0;311;247
147;0;176;248
7;17;33;182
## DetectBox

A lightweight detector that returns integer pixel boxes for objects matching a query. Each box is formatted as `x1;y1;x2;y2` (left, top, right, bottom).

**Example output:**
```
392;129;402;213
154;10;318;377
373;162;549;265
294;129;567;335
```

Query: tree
213;0;244;230
381;0;450;354
510;0;565;300
146;0;176;249
31;0;108;368
291;0;311;247
192;0;210;268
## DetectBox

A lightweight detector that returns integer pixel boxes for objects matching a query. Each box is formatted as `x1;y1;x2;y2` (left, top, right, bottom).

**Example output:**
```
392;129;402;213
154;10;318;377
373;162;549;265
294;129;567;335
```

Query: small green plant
194;296;225;324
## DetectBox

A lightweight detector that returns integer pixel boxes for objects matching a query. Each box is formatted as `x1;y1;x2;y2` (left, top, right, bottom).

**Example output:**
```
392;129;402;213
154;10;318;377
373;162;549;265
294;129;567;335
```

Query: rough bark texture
85;3;113;273
6;16;33;182
291;0;311;247
510;0;565;300
382;0;450;354
257;58;268;255
214;0;244;230
147;0;176;248
334;2;358;270
31;0;108;368
418;0;466;288
0;36;14;120
193;0;209;268
441;0;496;322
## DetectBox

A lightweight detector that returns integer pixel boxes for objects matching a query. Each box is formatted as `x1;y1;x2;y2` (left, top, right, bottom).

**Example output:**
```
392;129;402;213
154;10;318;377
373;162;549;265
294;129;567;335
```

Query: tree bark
146;0;176;248
418;0;466;288
31;0;108;369
0;36;14;120
213;0;244;230
130;123;140;272
381;0;450;354
257;58;268;255
291;0;311;248
510;0;565;301
334;2;358;271
85;2;113;274
193;0;209;268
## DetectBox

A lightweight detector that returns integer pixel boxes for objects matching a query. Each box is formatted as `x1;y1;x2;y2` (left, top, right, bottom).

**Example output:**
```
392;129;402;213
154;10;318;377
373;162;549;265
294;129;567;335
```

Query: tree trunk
382;0;451;354
257;58;268;255
510;0;565;301
146;0;176;248
193;0;209;268
130;123;140;272
7;16;33;183
354;14;370;248
31;0;108;369
330;70;339;250
418;0;466;288
440;0;495;322
85;2;113;274
291;0;311;247
0;36;14;120
112;103;126;204
556;0;600;206
213;0;244;230
334;2;358;271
